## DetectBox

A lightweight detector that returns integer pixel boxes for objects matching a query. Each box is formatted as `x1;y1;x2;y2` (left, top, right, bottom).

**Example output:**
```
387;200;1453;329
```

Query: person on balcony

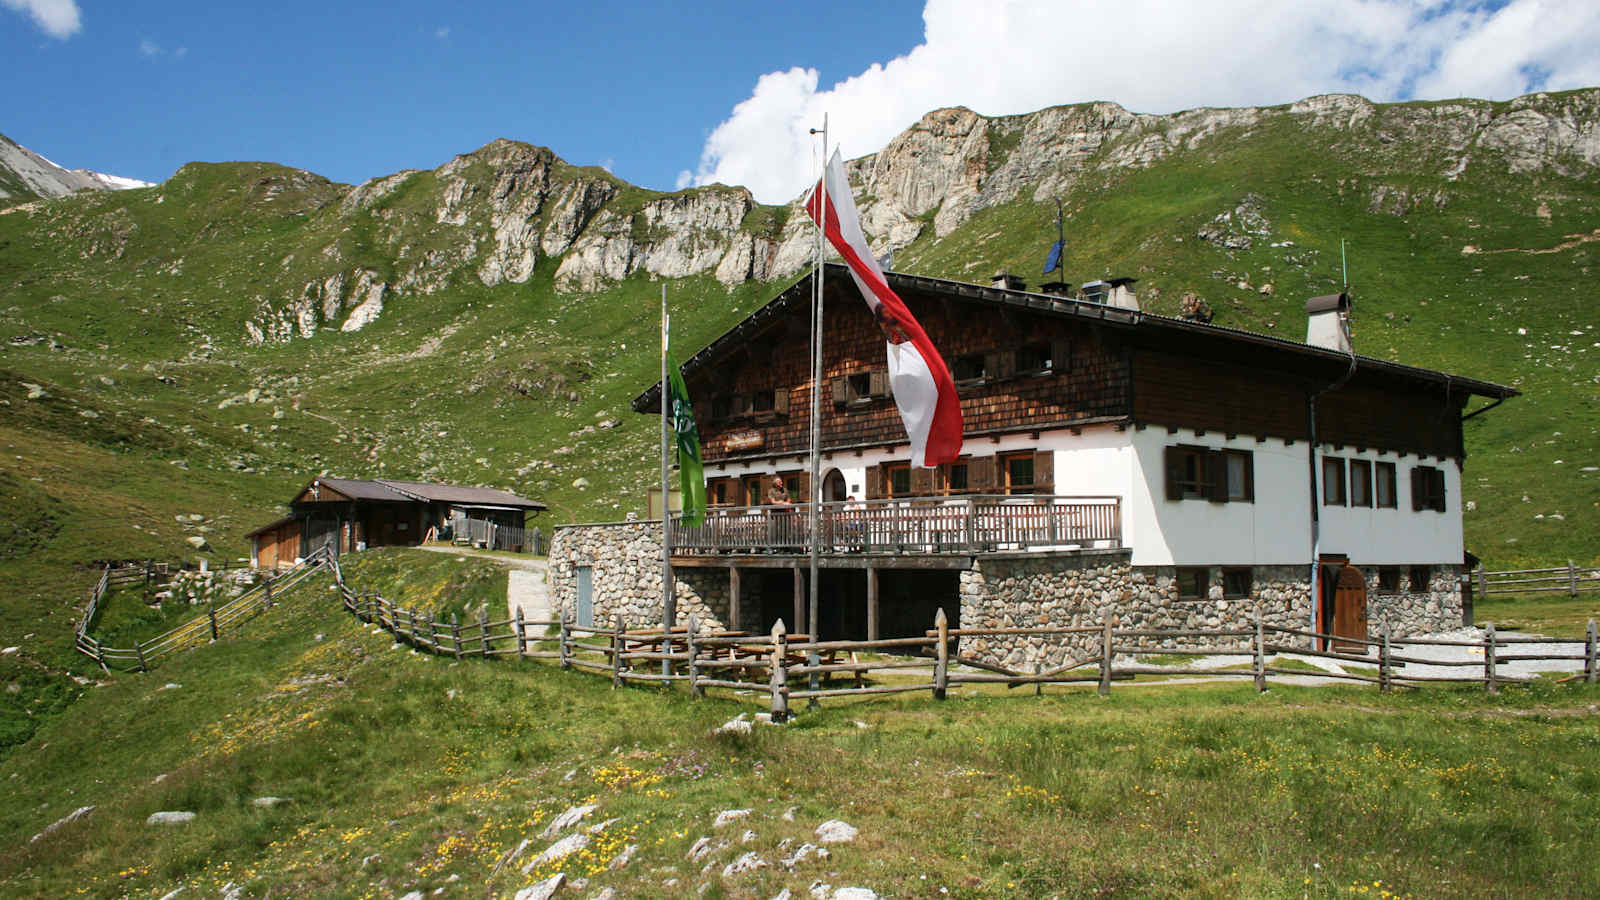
767;476;795;550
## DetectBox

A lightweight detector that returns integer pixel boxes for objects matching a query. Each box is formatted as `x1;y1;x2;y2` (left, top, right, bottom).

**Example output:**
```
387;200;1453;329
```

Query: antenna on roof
1340;237;1348;291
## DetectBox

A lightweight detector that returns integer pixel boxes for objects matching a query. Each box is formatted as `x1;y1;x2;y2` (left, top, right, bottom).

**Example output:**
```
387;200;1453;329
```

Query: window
743;476;764;507
952;353;987;383
886;463;912;498
847;373;872;401
1000;452;1035;495
1375;462;1398;508
1349;459;1373;507
1411;465;1446;512
711;396;733;420
709;480;731;507
1177;567;1209;600
1409;565;1432;592
779;471;802;502
1322;457;1347;506
1223;568;1253;599
943;462;969;494
1378;567;1400;591
751;390;775;413
1016;344;1051;374
1165;446;1254;503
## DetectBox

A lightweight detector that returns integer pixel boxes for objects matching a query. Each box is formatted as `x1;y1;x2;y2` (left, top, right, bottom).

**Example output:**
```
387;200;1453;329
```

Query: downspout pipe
1307;320;1358;640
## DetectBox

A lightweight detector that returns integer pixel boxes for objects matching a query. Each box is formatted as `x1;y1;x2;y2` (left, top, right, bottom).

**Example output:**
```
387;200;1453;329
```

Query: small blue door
576;566;594;628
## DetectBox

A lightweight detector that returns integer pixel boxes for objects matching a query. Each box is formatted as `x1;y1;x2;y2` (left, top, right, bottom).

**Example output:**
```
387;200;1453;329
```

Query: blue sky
5;1;1598;204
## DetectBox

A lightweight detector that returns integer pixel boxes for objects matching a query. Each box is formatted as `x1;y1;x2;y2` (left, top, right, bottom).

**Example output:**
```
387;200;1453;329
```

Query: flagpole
807;114;827;655
660;285;675;668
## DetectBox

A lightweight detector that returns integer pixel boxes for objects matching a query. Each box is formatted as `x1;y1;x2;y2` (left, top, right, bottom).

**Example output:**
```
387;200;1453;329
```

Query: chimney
1039;281;1074;298
1078;280;1110;304
1106;277;1140;311
991;271;1025;291
1305;293;1353;352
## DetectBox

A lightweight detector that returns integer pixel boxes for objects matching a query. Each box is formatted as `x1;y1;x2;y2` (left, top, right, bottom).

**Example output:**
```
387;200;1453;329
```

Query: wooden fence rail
73;548;331;672
326;563;1599;718
1473;561;1600;597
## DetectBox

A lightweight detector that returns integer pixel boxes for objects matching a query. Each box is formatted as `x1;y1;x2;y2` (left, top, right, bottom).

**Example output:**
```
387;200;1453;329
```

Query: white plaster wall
1318;452;1463;565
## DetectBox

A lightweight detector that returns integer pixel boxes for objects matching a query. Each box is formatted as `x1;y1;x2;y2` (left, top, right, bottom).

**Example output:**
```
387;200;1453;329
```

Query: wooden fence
73;548;331;672
1473;561;1600;598
328;563;1599;719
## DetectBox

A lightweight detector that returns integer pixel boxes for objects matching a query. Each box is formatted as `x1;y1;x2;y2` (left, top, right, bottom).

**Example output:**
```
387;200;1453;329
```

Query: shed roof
292;477;545;510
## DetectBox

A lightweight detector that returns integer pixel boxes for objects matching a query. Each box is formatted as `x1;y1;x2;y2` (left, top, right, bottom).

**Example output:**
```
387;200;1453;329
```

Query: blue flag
1042;239;1063;275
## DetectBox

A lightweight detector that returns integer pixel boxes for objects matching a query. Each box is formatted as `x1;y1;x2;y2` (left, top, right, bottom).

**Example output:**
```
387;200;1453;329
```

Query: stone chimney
1106;277;1140;311
1039;281;1074;297
1305;293;1353;352
991;271;1025;291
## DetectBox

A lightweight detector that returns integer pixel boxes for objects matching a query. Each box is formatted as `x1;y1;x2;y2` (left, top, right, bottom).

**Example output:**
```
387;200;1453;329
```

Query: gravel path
410;544;550;625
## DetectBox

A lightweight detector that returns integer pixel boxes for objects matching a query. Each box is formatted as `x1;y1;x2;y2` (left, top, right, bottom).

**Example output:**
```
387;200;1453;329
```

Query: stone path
410;545;550;626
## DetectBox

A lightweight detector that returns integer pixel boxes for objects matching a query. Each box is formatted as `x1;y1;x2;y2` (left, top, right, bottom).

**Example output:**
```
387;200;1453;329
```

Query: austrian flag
804;150;963;468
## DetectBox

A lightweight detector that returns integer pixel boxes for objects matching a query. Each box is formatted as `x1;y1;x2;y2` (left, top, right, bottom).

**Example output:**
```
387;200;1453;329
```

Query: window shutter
1239;452;1255;502
797;471;811;504
864;465;883;500
988;350;1014;379
970;456;997;491
1410;467;1426;511
773;389;789;416
1433;468;1447;512
1032;450;1054;494
1051;340;1072;373
869;370;890;398
830;376;847;406
910;467;934;495
1164;446;1184;501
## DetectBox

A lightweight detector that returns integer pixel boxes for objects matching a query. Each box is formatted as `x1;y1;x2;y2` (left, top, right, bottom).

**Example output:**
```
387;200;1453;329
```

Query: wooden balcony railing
668;495;1121;555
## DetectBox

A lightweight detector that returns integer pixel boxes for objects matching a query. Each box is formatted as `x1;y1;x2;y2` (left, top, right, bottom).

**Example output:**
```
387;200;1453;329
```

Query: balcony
668;494;1121;556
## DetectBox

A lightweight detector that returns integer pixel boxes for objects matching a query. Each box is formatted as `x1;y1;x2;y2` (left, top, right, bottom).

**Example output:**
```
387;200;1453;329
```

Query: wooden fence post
807;647;822;710
769;619;789;723
1585;619;1596;685
514;606;526;658
428;613;439;654
687;615;703;699
1476;566;1487;601
451;613;463;659
264;579;274;609
135;640;148;673
933;607;949;700
611;614;625;688
1379;622;1392;694
479;607;491;657
208;605;219;642
1253;605;1266;693
559;614;572;669
1484;622;1498;694
1098;610;1113;697
1570;560;1580;598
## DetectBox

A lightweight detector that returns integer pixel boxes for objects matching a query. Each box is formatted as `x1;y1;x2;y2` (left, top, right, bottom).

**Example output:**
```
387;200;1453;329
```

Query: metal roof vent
991;272;1025;291
1039;281;1074;297
1305;292;1353;352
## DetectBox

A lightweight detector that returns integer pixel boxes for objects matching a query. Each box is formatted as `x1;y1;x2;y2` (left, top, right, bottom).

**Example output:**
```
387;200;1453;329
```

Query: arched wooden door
822;469;848;502
1331;563;1368;651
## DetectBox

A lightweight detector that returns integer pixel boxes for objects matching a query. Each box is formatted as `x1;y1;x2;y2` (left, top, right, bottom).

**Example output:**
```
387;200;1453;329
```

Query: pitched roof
295;477;545;510
634;263;1518;412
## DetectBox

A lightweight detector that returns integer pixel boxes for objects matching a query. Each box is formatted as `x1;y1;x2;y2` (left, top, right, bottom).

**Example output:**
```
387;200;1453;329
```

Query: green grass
2;557;1597;898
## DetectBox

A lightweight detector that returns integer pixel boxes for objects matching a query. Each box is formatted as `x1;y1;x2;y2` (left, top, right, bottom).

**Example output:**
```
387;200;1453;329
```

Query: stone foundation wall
1365;565;1464;637
549;523;733;631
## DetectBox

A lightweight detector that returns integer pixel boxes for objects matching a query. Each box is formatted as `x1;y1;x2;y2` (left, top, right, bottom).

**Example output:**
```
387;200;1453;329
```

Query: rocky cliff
0;132;152;203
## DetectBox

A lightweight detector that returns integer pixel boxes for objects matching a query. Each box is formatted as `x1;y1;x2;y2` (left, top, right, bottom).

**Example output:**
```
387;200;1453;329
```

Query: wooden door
1332;563;1368;651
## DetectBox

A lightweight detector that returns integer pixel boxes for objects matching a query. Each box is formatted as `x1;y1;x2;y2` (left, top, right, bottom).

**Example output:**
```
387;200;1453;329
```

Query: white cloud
138;38;161;57
174;46;187;58
687;0;1600;203
1;0;81;39
435;26;450;39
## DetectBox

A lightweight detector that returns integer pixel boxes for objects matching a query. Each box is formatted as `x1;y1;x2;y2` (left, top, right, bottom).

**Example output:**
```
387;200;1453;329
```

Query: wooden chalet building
549;264;1515;663
247;477;546;568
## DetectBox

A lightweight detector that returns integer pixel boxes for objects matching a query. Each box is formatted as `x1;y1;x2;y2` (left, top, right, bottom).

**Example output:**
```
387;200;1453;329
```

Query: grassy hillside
0;549;1595;899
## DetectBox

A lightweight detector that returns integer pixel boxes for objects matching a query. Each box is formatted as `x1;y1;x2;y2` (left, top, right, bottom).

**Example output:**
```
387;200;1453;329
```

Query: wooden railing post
1379;622;1392;693
1570;560;1580;598
769;619;789;723
208;604;219;642
1484;622;1498;694
134;640;148;673
264;579;274;609
611;614;625;688
1098;610;1113;697
1585;619;1596;685
1253;605;1266;693
514;606;527;657
450;613;463;659
687;615;703;699
559;614;572;669
933;607;949;700
479;607;491;657
1476;566;1487;600
964;497;977;552
807;647;822;710
428;613;439;653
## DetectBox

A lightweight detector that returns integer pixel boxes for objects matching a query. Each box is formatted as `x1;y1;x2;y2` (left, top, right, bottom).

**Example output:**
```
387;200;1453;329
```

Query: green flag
666;349;706;527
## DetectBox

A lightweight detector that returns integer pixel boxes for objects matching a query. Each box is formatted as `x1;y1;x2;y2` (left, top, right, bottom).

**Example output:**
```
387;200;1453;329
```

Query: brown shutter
1410;467;1425;511
830;376;847;406
1164;446;1184;501
1033;450;1054;494
869;370;890;398
1432;467;1447;512
864;465;883;500
773;389;789;416
797;471;812;504
1051;340;1072;373
970;456;997;491
910;466;934;495
1206;449;1228;502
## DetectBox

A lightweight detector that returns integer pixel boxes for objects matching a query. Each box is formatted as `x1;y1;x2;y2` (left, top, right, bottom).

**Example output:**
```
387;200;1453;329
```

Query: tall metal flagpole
660;285;675;663
807;115;827;647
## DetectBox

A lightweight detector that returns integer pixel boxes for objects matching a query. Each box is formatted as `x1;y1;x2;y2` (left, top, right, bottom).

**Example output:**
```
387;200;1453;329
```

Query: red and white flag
804;149;962;468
